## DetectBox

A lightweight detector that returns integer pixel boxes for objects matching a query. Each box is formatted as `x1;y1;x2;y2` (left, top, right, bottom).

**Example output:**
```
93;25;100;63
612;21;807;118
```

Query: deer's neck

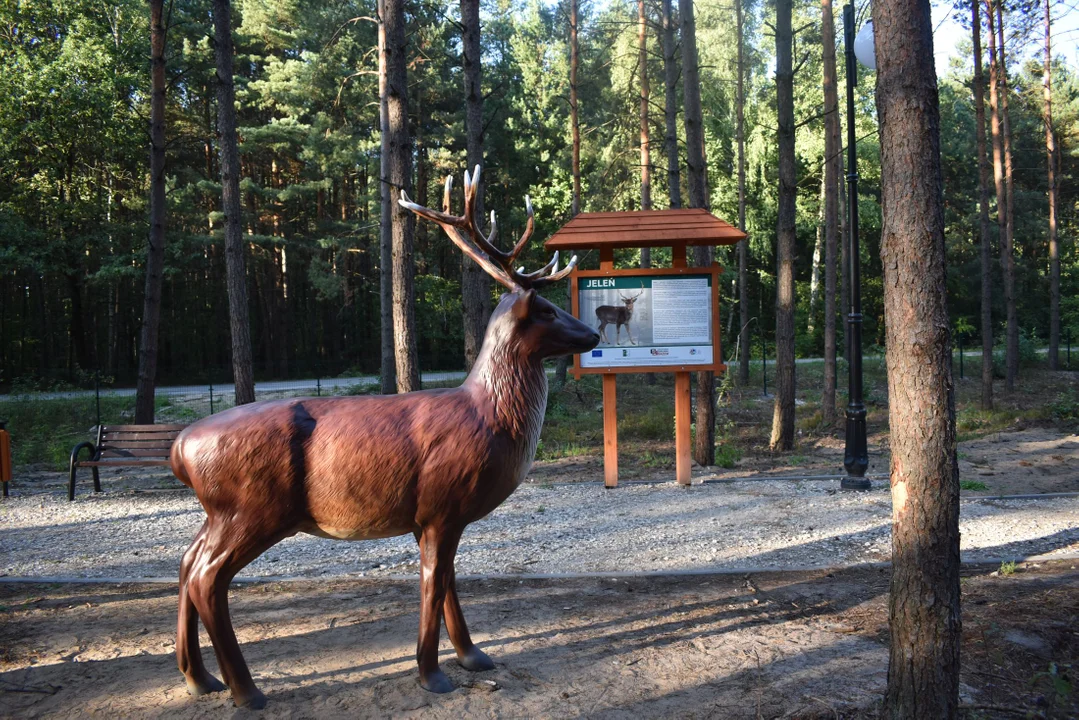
470;343;548;444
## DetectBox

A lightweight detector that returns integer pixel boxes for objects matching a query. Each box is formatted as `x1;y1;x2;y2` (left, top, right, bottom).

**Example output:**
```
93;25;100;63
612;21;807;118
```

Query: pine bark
135;0;167;423
997;2;1018;388
988;1;1017;390
385;0;419;393
662;0;681;211
973;0;994;410
638;0;651;216
461;0;489;372
570;0;581;216
1044;0;1060;369
680;0;714;466
555;0;581;388
771;0;796;451
875;0;961;716
736;0;749;386
212;0;255;406
378;0;396;394
821;0;839;425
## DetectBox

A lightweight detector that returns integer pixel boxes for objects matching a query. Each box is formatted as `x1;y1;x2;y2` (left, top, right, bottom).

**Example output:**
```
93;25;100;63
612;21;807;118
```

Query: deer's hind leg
187;519;284;709
177;520;227;696
443;557;494;672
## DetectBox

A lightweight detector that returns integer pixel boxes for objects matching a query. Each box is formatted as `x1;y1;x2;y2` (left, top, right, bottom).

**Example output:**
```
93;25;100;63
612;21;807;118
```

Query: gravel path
3;481;1078;581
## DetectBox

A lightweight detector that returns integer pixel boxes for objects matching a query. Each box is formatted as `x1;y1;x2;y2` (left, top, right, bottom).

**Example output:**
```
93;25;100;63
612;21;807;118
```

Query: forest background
1;0;1076;390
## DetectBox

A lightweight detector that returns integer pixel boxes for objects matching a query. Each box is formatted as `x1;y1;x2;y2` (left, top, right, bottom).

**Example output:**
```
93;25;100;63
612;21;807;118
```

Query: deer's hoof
457;646;495;672
234;689;267;710
185;673;228;696
420;669;455;694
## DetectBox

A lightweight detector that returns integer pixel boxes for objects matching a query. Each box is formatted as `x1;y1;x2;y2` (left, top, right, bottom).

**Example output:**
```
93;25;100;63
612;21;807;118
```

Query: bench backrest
96;424;187;460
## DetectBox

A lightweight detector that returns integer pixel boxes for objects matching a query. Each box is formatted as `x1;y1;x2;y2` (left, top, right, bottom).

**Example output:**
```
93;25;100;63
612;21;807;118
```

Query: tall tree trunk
461;0;489;372
680;0;714;466
988;4;1009;395
973;0;994;410
570;0;581;216
736;0;749;386
385;0;419;393
662;0;681;211
212;0;255;406
1044;0;1060;370
638;0;651;219
639;0;652;271
135;0;167;424
839;144;848;364
771;0;796;451
875;0;961;715
555;0;581;388
378;0;396;394
997;1;1018;388
821;0;839;425
808;179;824;334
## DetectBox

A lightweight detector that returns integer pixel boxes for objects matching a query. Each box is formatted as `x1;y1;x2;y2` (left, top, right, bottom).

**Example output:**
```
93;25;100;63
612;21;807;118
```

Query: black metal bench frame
68;424;186;501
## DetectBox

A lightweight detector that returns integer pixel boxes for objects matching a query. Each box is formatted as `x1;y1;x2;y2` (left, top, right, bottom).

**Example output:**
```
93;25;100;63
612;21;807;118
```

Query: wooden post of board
671;242;692;485
674;372;691;485
599;246;618;488
603;374;618;488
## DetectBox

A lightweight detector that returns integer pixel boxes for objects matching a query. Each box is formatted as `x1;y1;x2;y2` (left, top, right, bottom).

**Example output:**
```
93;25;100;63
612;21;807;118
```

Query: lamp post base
842;402;870;490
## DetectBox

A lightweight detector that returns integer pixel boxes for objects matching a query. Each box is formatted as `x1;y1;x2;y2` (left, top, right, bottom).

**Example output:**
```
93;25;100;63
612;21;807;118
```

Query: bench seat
69;424;187;500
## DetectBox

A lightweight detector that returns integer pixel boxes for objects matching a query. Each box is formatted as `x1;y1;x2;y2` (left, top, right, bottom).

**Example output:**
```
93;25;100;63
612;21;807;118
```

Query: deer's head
399;166;600;361
618;286;645;310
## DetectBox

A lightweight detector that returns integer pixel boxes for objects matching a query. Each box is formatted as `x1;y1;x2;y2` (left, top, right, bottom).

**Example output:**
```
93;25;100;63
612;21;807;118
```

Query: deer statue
595;284;645;346
170;166;599;708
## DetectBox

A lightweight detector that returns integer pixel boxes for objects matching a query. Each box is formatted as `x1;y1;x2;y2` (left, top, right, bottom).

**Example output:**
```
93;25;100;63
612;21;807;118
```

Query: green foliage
960;480;988;491
2;0;1077;391
0;389;141;470
1050;388;1079;428
999;560;1018;577
714;443;741;469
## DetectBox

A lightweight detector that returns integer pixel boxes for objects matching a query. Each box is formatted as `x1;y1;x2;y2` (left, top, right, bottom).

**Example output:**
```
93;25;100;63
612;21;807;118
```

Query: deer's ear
512;289;536;320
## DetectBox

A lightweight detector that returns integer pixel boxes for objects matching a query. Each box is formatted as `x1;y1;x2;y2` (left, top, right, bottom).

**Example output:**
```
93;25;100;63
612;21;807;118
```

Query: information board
571;267;723;374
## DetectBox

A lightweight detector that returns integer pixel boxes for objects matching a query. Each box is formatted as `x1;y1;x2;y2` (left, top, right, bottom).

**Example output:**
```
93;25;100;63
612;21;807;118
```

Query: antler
398;165;577;292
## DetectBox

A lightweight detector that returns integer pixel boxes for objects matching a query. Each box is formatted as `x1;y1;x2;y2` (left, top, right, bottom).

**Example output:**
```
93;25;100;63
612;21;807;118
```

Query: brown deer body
171;167;597;708
595;287;644;345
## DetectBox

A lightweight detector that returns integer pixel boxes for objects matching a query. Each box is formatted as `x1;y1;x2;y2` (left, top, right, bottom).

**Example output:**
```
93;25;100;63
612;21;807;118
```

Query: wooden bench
68;424;187;501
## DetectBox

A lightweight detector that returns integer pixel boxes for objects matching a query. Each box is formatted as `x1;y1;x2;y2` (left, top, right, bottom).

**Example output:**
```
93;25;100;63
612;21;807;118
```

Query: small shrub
1050;389;1079;428
960;480;988;491
714;443;741;469
999;560;1018;576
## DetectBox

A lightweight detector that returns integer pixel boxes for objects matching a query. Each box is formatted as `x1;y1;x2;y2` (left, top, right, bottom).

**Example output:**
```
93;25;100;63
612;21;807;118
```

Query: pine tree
876;0;961;712
771;0;796;451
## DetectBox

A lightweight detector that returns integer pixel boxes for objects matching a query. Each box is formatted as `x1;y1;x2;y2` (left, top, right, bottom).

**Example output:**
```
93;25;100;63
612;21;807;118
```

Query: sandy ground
1;564;1076;719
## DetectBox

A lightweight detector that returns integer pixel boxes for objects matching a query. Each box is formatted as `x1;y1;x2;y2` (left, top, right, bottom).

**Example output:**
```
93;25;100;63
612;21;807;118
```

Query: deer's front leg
444;564;495;672
415;526;460;693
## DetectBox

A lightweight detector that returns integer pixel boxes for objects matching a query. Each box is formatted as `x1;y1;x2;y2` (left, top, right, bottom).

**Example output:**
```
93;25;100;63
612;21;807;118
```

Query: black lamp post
842;2;870;490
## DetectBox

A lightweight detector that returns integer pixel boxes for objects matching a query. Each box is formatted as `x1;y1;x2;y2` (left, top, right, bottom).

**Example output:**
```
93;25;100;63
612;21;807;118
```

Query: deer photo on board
169;166;600;708
596;283;645;346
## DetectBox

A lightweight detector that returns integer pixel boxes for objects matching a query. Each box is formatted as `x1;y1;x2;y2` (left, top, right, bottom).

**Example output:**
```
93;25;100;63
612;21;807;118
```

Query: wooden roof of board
544;208;746;250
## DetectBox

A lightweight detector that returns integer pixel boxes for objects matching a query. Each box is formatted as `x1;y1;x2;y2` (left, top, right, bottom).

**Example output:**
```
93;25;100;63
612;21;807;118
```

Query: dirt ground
0;563;1076;719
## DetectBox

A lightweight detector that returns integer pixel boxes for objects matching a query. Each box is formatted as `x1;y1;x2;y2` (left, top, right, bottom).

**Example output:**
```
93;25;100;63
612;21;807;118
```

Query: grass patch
0;392;161;470
960;480;988;491
999;560;1018;576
